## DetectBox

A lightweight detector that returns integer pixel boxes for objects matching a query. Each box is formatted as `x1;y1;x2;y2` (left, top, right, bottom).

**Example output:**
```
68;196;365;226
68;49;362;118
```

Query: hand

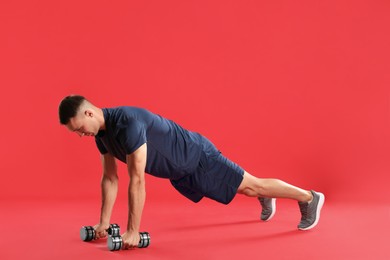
121;231;140;249
93;223;110;239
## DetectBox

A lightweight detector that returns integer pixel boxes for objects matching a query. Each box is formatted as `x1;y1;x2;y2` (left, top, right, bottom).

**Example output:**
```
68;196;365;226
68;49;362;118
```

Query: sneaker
258;197;276;221
298;190;325;230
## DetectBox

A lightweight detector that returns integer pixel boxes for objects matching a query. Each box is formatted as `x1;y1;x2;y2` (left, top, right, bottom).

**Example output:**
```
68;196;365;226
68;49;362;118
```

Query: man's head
59;95;103;137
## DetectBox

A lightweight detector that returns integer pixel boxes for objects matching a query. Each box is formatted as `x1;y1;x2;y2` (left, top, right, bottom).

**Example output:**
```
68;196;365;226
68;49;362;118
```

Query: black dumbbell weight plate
108;223;120;237
138;232;150;248
80;226;95;241
107;236;122;251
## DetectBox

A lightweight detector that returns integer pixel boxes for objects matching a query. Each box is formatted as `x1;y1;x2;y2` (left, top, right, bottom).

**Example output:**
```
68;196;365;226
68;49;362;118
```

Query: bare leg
237;171;313;202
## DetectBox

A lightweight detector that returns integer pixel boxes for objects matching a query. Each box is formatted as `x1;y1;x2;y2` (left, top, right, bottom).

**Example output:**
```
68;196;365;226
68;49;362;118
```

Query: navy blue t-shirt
95;107;204;180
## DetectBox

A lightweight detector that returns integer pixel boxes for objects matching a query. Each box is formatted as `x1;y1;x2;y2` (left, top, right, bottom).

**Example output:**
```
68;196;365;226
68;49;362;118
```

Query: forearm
100;175;118;225
127;173;146;233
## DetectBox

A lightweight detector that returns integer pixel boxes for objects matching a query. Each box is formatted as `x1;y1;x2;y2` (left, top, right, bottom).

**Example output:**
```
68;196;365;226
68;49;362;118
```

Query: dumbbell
107;232;150;251
80;223;120;241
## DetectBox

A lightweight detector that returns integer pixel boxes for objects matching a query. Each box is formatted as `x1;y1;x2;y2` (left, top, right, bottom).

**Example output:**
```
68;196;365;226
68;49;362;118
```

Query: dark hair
58;95;86;125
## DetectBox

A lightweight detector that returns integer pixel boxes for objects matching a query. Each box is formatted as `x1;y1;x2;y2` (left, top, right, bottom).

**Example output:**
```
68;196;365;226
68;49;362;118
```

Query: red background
1;1;389;259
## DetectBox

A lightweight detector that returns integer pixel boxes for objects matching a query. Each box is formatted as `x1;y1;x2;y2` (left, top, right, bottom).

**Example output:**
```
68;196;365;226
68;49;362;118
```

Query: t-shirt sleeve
117;118;147;154
95;137;108;154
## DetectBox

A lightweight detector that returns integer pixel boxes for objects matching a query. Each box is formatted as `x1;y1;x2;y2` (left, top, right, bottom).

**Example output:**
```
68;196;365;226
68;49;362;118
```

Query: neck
95;107;106;130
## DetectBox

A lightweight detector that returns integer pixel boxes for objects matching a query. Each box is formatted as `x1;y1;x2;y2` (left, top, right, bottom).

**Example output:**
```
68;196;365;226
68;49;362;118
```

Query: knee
237;173;266;197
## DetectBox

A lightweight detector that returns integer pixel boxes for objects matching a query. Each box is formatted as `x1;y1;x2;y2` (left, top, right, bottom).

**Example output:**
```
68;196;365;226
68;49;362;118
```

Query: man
59;95;325;249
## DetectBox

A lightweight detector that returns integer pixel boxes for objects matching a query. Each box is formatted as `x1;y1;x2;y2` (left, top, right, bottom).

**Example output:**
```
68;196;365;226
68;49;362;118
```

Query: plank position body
59;95;325;249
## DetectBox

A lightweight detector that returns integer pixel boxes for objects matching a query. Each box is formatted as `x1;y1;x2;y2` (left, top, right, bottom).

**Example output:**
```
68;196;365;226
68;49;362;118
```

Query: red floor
1;196;388;260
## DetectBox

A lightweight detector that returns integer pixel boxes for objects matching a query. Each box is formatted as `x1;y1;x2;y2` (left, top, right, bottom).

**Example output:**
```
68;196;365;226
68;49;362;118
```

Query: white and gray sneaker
298;190;325;230
258;197;276;221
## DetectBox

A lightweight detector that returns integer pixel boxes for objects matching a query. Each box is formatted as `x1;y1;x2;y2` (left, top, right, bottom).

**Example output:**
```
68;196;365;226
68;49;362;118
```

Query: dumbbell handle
80;224;120;241
107;232;150;251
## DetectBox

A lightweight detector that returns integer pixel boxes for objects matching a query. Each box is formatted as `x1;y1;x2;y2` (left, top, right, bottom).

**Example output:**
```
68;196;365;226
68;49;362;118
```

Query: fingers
123;243;137;250
122;240;136;250
95;230;108;239
92;225;108;240
121;234;139;250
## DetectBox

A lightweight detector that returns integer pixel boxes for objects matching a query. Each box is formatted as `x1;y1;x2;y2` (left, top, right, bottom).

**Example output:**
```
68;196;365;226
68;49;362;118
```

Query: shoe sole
298;192;325;230
262;198;276;221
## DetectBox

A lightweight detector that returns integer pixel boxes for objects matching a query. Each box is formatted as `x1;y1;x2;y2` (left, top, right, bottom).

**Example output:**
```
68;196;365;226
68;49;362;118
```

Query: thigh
192;151;245;204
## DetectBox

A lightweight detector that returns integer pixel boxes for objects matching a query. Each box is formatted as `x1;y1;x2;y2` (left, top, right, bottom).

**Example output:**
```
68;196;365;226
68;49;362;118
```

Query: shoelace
259;198;271;210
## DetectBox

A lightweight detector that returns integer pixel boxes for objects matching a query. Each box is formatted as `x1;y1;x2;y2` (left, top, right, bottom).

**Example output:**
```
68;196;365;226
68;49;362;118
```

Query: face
66;109;100;137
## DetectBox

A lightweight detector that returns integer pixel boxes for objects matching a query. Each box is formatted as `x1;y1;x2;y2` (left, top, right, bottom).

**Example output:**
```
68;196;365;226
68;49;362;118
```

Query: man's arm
94;153;119;239
122;143;147;248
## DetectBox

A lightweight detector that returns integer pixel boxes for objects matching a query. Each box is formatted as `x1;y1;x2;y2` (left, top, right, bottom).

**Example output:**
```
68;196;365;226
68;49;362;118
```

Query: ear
84;109;93;117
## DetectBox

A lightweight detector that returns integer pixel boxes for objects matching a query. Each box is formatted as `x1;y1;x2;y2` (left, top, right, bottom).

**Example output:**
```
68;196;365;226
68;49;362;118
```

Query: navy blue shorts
170;137;244;204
